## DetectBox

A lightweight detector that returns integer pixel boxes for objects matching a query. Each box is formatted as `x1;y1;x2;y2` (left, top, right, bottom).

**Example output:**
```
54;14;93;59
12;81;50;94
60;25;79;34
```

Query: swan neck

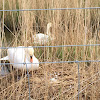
47;25;51;35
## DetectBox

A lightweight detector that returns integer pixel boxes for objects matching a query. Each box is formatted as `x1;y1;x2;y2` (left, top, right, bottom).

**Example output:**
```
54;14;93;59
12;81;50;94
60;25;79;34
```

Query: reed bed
0;0;100;99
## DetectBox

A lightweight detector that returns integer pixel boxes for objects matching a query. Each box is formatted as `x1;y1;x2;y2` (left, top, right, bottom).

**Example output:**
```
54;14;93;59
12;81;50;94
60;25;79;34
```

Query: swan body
33;33;51;44
33;23;53;45
0;46;39;70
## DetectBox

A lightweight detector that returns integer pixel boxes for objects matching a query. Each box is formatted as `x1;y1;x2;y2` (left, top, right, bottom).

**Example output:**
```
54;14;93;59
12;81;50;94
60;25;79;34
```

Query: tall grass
0;0;99;76
0;0;99;61
0;0;100;99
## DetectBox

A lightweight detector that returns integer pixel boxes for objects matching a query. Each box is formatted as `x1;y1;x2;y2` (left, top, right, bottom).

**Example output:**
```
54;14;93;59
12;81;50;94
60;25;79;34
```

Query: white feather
0;46;39;70
33;23;54;45
0;56;9;60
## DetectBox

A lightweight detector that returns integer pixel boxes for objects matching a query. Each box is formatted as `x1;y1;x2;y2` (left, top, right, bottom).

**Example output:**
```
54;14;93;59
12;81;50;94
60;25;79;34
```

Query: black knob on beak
30;56;32;59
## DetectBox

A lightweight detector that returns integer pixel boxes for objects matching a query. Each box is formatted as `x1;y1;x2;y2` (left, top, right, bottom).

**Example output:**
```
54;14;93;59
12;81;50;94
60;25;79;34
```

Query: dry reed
0;0;100;99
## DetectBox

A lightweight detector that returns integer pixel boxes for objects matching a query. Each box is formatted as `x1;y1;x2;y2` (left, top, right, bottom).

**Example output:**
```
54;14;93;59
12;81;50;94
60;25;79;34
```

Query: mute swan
33;23;54;45
0;46;39;70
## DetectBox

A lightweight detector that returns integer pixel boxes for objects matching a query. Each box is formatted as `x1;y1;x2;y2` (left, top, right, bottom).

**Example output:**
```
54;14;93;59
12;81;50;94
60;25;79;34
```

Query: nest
0;62;100;100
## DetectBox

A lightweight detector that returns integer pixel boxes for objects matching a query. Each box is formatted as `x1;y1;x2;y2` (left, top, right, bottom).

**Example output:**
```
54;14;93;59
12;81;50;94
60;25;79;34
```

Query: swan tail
0;56;9;61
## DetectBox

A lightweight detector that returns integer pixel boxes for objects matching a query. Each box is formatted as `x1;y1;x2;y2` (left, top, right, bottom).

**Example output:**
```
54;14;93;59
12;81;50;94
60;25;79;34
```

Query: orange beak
30;56;33;63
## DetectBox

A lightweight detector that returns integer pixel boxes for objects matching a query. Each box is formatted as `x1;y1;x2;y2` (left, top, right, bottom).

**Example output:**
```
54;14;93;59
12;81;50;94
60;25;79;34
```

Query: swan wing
0;56;9;60
7;47;25;68
33;33;49;44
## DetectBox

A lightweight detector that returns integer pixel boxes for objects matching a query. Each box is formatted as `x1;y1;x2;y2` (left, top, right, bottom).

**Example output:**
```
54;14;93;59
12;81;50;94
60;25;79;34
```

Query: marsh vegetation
0;0;100;99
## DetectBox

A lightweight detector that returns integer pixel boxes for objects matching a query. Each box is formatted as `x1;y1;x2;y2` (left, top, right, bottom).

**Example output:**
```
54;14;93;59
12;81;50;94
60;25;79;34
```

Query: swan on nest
0;46;39;70
33;22;54;45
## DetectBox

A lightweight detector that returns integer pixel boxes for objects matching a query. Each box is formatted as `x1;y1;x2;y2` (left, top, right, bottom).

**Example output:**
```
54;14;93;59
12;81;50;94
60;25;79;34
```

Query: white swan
0;46;39;70
33;23;54;45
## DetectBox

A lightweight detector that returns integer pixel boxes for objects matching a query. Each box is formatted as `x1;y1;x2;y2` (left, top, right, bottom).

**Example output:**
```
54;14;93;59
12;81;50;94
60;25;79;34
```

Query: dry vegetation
0;0;100;100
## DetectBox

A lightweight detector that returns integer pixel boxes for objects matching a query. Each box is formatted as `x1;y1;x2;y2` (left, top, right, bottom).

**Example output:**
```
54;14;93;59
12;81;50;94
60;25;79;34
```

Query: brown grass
0;0;100;99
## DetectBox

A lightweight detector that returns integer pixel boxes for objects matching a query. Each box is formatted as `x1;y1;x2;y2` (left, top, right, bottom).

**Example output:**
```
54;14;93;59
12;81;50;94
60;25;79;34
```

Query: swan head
47;23;52;28
25;46;34;63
